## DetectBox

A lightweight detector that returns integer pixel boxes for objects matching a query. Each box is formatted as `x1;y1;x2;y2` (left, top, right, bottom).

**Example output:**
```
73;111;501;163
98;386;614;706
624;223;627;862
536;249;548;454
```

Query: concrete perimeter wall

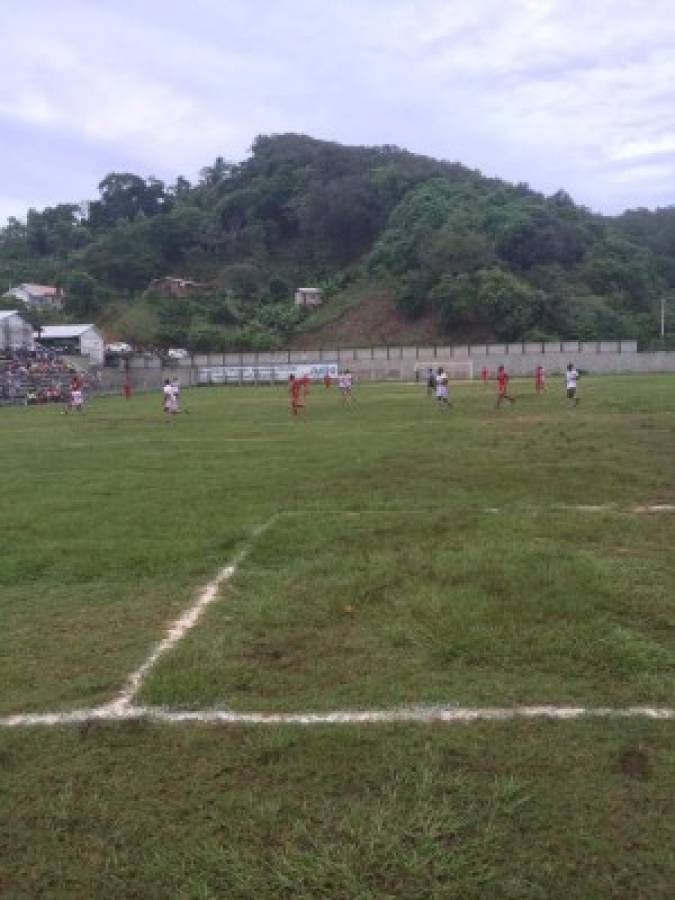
99;341;675;391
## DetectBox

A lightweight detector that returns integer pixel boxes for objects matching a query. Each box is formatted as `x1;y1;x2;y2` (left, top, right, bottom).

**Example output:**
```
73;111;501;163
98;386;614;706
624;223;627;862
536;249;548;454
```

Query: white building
0;310;35;351
4;283;64;310
37;325;105;365
294;287;324;307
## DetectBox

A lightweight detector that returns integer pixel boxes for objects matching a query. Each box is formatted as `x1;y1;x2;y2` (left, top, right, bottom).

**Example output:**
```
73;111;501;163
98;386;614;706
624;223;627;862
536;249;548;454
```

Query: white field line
103;564;236;712
103;516;277;714
275;505;675;516
2;504;675;731
1;705;674;729
633;504;675;512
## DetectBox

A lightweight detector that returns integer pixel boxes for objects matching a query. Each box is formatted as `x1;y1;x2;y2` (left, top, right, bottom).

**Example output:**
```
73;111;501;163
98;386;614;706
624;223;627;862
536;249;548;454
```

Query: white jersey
436;372;449;397
566;368;578;390
163;384;176;409
71;389;83;407
339;373;352;390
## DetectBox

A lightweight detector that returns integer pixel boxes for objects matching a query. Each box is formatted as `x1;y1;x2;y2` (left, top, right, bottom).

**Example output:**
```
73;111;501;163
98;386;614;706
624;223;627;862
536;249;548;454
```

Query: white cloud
1;0;675;215
610;135;675;162
0;0;290;171
608;162;674;184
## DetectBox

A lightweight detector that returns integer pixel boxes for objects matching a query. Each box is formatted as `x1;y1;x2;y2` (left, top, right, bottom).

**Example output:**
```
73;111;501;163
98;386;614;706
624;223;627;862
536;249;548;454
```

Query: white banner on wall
198;363;339;384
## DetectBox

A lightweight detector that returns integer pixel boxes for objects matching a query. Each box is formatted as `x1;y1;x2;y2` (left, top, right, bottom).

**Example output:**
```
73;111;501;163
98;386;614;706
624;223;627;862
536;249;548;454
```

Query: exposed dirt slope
291;288;444;349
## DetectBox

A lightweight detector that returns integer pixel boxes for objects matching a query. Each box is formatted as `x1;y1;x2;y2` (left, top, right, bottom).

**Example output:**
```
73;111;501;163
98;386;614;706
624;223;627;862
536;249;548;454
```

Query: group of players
427;363;580;409
286;361;580;417
54;362;579;419
288;370;354;415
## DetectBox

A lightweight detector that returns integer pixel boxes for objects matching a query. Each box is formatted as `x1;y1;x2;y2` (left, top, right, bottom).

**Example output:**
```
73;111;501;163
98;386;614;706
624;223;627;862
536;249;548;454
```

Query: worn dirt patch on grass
618;746;651;779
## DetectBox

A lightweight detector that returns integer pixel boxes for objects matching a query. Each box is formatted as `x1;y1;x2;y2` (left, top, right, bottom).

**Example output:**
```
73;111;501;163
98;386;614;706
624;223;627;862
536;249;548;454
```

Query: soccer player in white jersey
172;378;181;412
565;363;579;405
163;378;177;419
70;387;84;412
339;370;354;403
435;367;450;409
63;376;83;414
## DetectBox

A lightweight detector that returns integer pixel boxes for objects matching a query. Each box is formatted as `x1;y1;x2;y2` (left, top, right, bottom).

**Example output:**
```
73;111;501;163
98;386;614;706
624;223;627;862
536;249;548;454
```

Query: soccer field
2;376;675;897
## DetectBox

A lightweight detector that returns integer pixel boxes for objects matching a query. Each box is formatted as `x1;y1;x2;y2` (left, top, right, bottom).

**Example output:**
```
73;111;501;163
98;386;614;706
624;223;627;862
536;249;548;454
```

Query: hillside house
4;283;64;310
147;276;210;298
294;287;323;307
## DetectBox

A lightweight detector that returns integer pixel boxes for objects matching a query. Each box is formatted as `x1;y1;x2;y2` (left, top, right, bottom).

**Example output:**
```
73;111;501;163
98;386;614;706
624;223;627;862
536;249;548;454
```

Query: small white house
0;310;35;351
4;283;64;310
37;325;105;365
294;287;324;307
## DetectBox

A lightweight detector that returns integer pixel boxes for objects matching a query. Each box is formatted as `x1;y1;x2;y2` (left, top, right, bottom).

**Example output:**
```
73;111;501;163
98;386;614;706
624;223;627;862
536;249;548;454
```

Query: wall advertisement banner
198;363;339;384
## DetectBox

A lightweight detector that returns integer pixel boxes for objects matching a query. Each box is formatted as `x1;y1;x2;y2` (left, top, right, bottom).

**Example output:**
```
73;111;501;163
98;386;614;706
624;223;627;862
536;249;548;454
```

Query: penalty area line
104;515;278;713
274;504;675;517
3;505;674;731
1;705;674;729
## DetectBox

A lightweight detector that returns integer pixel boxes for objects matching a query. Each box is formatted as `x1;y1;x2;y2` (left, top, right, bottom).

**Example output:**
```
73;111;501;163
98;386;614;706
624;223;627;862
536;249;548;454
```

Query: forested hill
2;133;675;350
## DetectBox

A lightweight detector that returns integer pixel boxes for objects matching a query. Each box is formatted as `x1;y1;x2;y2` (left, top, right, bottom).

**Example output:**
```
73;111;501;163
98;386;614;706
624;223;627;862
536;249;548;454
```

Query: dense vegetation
2;133;675;348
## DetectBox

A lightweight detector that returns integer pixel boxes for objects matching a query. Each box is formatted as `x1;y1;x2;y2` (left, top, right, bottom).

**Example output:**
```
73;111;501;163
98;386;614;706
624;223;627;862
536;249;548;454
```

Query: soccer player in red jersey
481;365;489;386
289;374;304;416
122;377;132;399
323;373;332;389
496;365;515;408
300;373;310;399
63;375;82;415
535;364;545;394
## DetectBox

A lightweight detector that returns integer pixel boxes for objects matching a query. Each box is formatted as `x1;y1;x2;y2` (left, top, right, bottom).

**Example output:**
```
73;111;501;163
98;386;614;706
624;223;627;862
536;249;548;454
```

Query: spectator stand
0;350;100;407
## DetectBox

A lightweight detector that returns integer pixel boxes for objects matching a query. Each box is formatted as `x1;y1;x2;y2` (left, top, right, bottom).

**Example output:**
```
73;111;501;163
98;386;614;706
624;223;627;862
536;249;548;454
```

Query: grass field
2;375;675;897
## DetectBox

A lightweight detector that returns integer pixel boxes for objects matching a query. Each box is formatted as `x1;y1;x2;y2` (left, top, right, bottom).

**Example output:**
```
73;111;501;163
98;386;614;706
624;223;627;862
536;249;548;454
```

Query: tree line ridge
2;133;674;350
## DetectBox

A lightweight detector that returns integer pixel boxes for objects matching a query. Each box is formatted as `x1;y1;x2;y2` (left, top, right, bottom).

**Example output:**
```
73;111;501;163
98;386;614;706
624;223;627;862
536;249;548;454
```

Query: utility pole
661;296;666;339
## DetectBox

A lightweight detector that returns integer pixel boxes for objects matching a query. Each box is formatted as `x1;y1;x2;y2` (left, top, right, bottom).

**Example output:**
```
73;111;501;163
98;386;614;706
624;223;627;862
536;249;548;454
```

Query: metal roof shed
37;324;104;365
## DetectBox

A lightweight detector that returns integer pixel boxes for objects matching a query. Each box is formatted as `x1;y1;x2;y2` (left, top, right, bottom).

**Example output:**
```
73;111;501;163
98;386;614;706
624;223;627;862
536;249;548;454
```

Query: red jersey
497;370;508;393
535;366;544;384
290;379;301;399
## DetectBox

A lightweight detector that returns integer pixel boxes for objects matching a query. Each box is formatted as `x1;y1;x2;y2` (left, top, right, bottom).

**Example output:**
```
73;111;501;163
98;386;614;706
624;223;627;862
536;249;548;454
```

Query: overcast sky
2;0;675;223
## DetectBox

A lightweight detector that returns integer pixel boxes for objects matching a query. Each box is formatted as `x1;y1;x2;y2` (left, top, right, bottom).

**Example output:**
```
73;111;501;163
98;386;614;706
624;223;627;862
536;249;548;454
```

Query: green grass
140;509;675;710
2;721;675;898
2;374;675;895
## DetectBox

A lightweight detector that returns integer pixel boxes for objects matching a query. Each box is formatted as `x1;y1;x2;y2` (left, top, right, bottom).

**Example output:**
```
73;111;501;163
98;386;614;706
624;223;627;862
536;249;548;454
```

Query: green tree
221;263;264;301
475;268;542;339
395;271;432;319
430;274;476;328
88;173;170;228
108;302;160;346
267;276;291;301
199;156;236;187
63;271;105;318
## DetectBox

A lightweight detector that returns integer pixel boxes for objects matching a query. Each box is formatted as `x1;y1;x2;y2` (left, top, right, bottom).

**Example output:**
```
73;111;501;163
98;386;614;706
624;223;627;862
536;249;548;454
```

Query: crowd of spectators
0;348;100;406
